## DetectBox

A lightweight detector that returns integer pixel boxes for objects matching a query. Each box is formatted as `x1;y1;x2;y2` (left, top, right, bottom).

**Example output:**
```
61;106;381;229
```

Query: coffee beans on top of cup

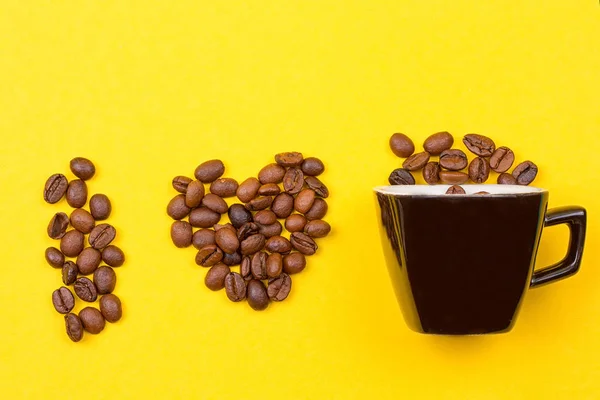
389;133;415;158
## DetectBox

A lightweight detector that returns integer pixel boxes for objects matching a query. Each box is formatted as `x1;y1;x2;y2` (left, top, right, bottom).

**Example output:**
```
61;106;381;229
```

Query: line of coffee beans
44;158;124;342
388;132;538;193
168;153;331;311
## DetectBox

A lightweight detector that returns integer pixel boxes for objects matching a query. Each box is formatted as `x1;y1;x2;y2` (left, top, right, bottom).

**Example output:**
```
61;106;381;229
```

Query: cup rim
374;184;548;196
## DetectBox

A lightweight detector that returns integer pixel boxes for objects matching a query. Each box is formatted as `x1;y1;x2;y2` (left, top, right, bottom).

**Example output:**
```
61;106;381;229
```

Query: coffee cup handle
530;206;587;288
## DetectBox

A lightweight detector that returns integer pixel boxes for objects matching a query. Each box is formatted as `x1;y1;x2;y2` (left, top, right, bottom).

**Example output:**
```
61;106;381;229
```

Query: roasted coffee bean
388;168;415;185
268;273;292;301
275;152;304;167
193;229;216;250
240;256;252;280
258;183;281;196
222;251;242;266
422;162;441;185
265;236;292;254
282;252;306;274
468;157;490;183
512;161;538;185
167;194;191;220
285;214;307;233
44;173;68;204
423;131;454;155
48;212;70;239
170;220;193;248
225;272;247;302
215;227;240;254
304;220;331;238
258;222;283;238
463;134;496;156
294;189;315;214
497;172;517;185
236;177;261;203
446;185;466;194
241;234;266;255
271;193;294;218
290;232;318;255
79;307;105;334
66;179;87;208
474;191;490;195
45;247;65;268
439;149;468;171
251;251;268;280
266;253;283;278
89;223;116;249
99;294;122;323
402;151;430;171
439;171;469;185
195;159;225;183
254;210;277;225
93;266;116;294
214;223;236;233
304;176;329;198
62;261;78;285
52;287;75;314
76;247;102;275
247;280;269;311
304;198;328;220
65;313;83;342
74;277;98;302
228;204;253;229
389;133;415;158
70;157;95;180
189;207;221;228
246;196;273;211
258;163;286;184
185;180;205;208
201;193;228;214
60;230;85;257
205;263;230;291
89;194;112;220
237;222;260;241
195;245;224;267
301;157;325;176
70;208;95;234
283;168;304;194
489;146;515;173
210;178;239;198
172;175;192;193
101;245;125;267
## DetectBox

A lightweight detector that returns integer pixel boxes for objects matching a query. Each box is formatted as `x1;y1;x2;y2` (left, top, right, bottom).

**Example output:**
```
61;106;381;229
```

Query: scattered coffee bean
258;163;286;184
236;177;261;203
101;245;125;267
89;194;112;220
247;280;269;311
237;222;260;241
189;207;221;228
46;246;65;269
48;212;70;239
76;247;102;275
265;236;292;254
283;168;304;195
468;157;490;184
439;149;468;171
497;172;517;185
512;161;538;185
258;183;281;196
304;220;331;238
240;256;252;281
185;180;205;208
74;277;98;302
196;245;224;267
172;175;193;193
266;253;283;278
402;151;430;171
268;273;292;301
100;294;122;323
282;252;306;274
222;251;242;266
254;210;277;225
205;263;230;291
389;168;415;185
301;157;325;176
228;204;253;229
93;266;117;294
422;162;441;185
65;313;84;342
60;230;85;257
251;252;268;280
52;287;75;314
62;261;78;285
258;221;283;238
285;214;308;233
210;178;239;198
246;196;273;211
65;179;87;208
70;208;95;234
290;232;318;255
193;229;216;250
215;227;240;254
294;189;316;214
79;307;105;334
275;152;304;167
89;223;116;250
423;132;454;155
167;194;191;220
463;134;495;157
201;193;228;214
70;157;96;181
44;173;68;204
489;146;515;173
446;185;466;194
304;198;328;220
389;133;415;158
439;171;469;185
225;272;247;302
195;159;225;183
304;176;329;198
170;221;193;248
271;193;295;218
240;234;266;255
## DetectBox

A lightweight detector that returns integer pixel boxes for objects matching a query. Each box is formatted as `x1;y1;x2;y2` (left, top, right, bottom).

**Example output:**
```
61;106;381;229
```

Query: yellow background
1;1;599;399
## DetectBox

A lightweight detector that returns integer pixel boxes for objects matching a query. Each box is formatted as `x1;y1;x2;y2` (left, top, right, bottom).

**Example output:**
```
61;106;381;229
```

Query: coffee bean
446;185;466;194
201;193;228;214
48;212;70;239
290;232;318;255
205;263;230;291
79;307;105;334
214;223;236;233
240;234;266;255
266;253;283;279
52;287;75;314
100;294;122;323
258;183;281;196
246;196;273;211
489;146;515;173
62;261;78;285
89;223;116;250
251;251;268;279
228;204;253;229
258;163;286;184
167;194;191;220
210;178;239;198
101;245;125;267
439;149;468;171
423;132;454;155
422;162;441;185
254;210;277;225
172;175;193;193
170;221;193;248
64;313;83;342
189;207;221;228
468;157;490;183
69;157;96;180
225;272;247;302
283;168;304;195
497;172;517;185
304;198;328;220
258;222;283;238
294;189;316;214
89;194;112;220
282;252;306;274
195;159;225;183
236;177;261;203
76;247;102;275
301;157;325;176
240;256;252;280
512;161;538;185
388;168;415;185
222;251;242;266
463;134;496;156
389;133;415;158
44;173;68;204
285;214;307;232
304;176;329;198
68;209;94;234
195;245;224;267
275;152;304;167
439;171;469;185
237;222;260;241
45;247;65;268
474;191;490;195
304;220;331;238
271;193;294;218
93;266;117;294
185;180;205;208
268;273;292;301
265;236;292;254
402;151;430;171
66;179;87;208
247;280;269;311
74;277;98;302
193;229;216;250
215;227;240;254
60;230;85;257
